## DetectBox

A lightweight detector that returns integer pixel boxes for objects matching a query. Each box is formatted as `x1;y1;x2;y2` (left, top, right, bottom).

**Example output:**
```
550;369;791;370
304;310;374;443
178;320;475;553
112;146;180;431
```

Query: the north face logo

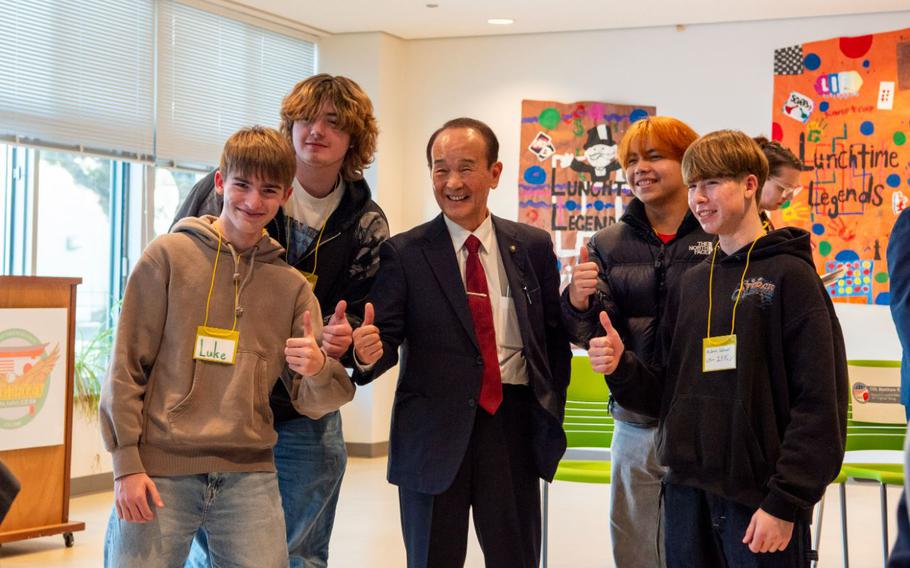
689;241;713;255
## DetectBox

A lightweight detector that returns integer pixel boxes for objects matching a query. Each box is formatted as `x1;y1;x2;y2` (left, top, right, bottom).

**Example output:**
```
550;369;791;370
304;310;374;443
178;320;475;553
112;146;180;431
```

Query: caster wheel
63;532;75;547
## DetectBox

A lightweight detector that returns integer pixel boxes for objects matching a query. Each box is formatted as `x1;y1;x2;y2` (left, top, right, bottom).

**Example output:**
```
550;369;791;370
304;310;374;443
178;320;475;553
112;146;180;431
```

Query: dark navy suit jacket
353;214;571;494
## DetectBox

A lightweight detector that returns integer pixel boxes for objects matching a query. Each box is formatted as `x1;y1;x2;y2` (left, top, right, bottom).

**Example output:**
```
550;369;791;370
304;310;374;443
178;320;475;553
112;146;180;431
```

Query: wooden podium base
0;520;86;547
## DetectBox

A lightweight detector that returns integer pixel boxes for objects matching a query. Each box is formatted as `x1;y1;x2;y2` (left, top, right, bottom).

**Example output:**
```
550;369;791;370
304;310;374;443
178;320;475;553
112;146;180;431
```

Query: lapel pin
509;245;516;253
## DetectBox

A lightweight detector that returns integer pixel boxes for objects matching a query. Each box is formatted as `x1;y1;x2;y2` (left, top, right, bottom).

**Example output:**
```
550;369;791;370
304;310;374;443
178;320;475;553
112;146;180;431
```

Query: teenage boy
593;130;847;566
175;74;388;568
100;126;355;568
563;116;709;568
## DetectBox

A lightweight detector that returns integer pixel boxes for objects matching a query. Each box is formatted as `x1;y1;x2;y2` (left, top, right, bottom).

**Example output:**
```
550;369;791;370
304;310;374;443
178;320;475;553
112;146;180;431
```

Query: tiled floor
0;456;902;567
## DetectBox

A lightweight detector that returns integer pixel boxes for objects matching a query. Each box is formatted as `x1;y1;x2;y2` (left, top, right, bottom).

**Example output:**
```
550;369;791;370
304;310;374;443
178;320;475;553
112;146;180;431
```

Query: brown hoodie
99;216;354;480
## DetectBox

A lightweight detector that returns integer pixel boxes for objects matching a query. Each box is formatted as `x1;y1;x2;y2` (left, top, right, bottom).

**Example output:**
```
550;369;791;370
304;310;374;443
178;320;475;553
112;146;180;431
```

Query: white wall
71;410;112;478
398;12;910;231
319;33;405;446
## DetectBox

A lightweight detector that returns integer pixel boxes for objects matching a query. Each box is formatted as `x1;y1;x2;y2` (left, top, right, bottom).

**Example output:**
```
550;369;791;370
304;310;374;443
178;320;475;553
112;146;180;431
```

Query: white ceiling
230;0;910;40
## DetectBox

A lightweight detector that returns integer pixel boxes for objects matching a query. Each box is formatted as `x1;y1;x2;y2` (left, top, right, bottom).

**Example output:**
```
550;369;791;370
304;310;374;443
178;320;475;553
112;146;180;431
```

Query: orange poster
771;28;910;305
518;100;655;283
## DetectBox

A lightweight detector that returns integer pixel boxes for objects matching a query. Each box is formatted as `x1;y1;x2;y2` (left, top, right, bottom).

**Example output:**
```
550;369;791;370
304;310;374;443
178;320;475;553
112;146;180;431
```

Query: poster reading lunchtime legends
518;99;656;285
771;27;910;305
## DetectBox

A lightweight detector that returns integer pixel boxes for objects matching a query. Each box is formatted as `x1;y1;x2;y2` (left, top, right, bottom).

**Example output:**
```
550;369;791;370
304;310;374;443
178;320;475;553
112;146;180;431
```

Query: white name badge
193;326;239;365
703;334;737;372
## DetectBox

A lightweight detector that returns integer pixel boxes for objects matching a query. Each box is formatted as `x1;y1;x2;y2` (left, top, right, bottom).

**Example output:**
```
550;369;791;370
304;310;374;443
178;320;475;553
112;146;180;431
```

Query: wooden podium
0;276;85;547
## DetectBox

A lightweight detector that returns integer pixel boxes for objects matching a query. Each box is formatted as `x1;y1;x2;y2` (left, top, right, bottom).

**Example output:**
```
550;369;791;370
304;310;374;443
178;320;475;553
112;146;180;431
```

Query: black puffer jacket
561;198;713;425
173;170;390;422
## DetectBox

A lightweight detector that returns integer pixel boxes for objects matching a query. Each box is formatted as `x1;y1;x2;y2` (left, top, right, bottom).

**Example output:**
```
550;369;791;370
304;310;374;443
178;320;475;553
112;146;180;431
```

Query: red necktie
464;235;502;415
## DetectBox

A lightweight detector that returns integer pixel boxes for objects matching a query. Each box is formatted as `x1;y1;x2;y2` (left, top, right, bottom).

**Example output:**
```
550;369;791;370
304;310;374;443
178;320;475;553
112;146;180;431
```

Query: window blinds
0;0;155;159
156;0;316;166
0;0;316;166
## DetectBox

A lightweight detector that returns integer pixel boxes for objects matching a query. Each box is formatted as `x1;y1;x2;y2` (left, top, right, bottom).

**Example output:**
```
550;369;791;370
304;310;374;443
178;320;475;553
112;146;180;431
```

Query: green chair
838;360;905;568
541;355;613;568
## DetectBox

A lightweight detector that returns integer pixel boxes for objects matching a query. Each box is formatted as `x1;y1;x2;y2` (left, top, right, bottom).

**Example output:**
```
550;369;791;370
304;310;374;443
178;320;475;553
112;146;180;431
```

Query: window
0;0;155;159
157;0;316;166
0;0;317;333
153;168;207;237
34;151;120;337
0;144;8;270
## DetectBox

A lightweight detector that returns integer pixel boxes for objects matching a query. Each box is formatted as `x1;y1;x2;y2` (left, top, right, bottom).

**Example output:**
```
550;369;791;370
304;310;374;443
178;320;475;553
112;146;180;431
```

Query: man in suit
352;117;571;568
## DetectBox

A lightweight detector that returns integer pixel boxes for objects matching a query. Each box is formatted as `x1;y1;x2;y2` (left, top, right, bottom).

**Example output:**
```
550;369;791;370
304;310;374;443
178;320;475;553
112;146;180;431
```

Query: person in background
886;208;910;566
752;136;811;230
0;459;20;523
174;74;389;568
889;207;910;418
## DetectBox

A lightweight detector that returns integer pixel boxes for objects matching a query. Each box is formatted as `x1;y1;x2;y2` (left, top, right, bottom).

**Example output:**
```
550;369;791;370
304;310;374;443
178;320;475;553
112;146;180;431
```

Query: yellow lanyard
203;224;239;332
706;224;769;341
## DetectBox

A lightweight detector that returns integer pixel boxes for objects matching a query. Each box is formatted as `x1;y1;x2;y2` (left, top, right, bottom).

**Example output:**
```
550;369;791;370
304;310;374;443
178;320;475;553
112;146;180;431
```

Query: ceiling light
487;18;514;25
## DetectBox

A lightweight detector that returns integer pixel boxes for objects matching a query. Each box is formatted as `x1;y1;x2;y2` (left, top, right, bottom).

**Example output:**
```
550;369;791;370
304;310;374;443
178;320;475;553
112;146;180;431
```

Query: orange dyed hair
617;116;699;168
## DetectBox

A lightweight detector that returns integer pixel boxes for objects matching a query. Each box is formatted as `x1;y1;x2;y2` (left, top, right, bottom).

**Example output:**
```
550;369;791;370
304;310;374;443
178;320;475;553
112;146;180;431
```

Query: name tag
703;334;736;372
301;271;318;288
193;326;239;364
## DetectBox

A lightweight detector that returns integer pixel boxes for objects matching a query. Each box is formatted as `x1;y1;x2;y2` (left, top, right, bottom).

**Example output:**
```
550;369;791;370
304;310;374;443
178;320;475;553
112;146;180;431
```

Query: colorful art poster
0;308;67;451
771;28;910;305
518;100;656;284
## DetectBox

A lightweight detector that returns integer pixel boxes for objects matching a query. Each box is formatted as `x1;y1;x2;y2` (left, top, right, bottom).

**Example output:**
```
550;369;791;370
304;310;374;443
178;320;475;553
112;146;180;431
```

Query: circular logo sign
852;382;870;404
0;328;56;429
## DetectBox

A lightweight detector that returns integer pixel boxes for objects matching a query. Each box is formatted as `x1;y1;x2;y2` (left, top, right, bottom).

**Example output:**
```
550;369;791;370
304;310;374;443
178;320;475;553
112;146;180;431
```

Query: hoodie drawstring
234;245;258;319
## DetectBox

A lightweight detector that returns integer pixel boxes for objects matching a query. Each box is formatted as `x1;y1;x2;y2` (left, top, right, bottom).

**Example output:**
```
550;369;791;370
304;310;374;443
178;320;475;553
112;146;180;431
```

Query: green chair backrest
845;360;905;452
563;355;613;449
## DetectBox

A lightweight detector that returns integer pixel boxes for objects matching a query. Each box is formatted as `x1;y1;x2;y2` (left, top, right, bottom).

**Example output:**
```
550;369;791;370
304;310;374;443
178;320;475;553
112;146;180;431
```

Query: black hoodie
607;227;848;522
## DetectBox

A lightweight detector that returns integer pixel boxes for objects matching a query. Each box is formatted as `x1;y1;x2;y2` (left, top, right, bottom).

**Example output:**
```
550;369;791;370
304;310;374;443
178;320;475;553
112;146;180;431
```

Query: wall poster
518;99;656;285
771;27;910;305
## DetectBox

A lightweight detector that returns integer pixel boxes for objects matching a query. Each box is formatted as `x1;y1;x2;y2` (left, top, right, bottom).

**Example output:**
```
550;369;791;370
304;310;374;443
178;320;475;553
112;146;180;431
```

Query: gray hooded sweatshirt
100;216;354;480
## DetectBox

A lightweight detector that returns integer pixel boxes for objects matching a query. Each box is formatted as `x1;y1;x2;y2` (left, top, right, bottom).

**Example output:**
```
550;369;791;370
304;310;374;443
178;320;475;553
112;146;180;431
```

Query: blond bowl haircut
220;126;296;189
279;74;379;182
617;116;699;169
681;130;770;205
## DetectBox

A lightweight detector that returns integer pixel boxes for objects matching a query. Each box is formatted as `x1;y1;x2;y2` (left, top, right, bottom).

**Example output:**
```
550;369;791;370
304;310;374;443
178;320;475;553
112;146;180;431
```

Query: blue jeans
610;420;666;568
663;482;811;568
104;472;287;568
186;412;347;568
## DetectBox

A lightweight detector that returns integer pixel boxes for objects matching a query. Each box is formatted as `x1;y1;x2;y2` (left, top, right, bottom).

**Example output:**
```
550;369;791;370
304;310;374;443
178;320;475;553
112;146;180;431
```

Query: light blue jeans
186;412;347;568
610;420;666;568
104;472;287;568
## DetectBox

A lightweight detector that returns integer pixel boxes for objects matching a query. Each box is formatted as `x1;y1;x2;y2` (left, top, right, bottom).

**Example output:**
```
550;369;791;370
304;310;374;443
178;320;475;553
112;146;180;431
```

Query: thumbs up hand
568;246;600;311
286;310;327;376
353;302;383;366
322;300;353;360
589;311;624;375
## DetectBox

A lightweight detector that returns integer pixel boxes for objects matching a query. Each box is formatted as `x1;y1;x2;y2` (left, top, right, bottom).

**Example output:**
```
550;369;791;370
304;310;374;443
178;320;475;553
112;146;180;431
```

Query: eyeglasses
770;177;803;197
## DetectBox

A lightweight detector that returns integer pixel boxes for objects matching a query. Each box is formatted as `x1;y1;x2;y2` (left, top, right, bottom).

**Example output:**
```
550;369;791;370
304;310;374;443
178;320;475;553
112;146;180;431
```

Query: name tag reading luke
703;334;737;372
194;326;239;364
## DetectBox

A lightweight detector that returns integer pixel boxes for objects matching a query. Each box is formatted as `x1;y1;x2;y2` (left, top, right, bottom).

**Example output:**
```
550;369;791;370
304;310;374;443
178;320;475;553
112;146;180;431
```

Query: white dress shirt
443;214;528;385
